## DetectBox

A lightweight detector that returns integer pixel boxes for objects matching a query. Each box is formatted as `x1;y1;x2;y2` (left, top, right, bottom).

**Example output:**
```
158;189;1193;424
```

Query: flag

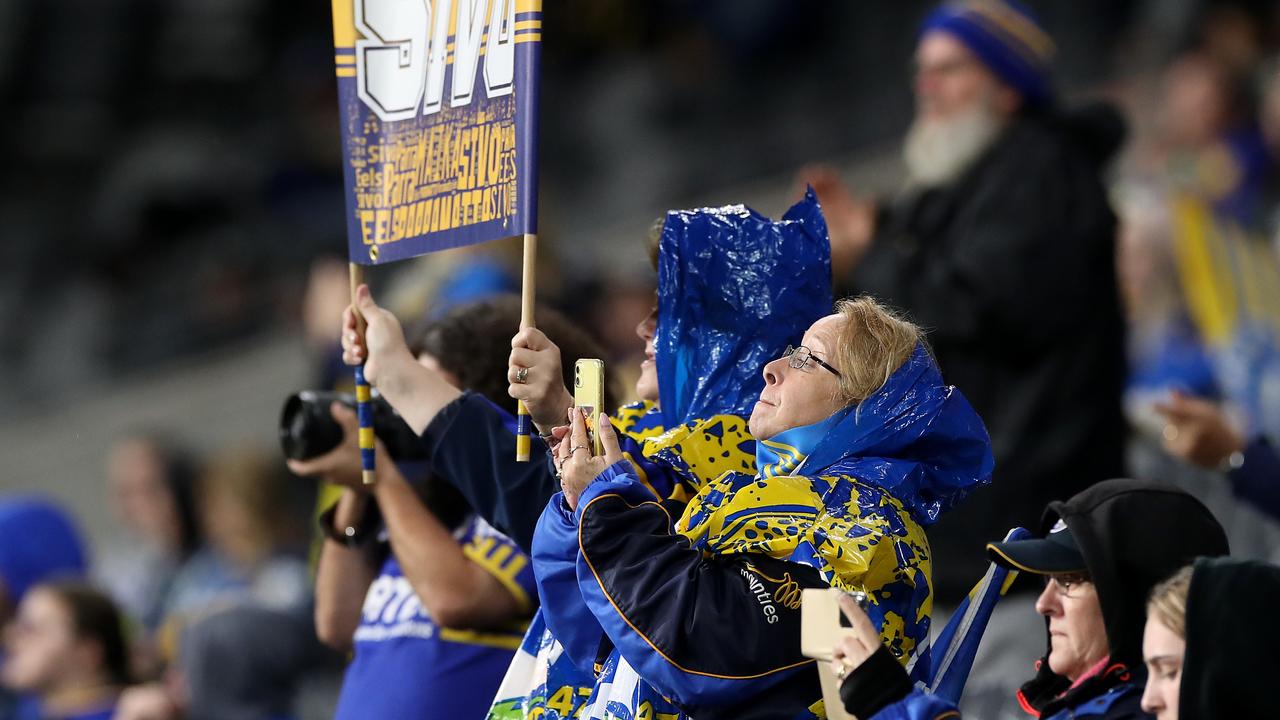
332;0;542;265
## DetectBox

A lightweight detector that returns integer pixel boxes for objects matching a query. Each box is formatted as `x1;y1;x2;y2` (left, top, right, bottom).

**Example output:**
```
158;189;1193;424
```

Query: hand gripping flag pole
514;233;536;461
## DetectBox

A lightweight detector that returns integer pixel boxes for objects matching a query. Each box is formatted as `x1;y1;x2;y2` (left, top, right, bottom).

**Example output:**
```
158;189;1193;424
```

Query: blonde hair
1147;564;1193;639
831;296;924;405
646;218;664;270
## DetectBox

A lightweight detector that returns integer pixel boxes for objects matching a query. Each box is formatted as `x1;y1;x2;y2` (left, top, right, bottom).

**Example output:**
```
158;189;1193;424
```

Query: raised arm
313;490;380;651
287;403;380;651
341;284;460;433
571;467;829;714
371;452;531;628
551;414;827;713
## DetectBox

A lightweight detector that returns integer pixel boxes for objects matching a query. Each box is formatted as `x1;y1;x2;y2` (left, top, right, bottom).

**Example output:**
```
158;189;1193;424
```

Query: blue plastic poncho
800;343;996;525
656;188;832;424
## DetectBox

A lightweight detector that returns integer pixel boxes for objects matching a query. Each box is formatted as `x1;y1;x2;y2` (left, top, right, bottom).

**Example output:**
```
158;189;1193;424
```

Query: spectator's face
634;308;659;403
1;588;78;694
750;315;845;441
1034;576;1110;681
1140;617;1185;720
913;32;1003;123
1160;55;1230;149
108;440;182;552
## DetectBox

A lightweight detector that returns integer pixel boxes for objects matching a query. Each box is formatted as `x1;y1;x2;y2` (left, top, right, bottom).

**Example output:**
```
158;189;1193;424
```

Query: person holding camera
291;298;585;719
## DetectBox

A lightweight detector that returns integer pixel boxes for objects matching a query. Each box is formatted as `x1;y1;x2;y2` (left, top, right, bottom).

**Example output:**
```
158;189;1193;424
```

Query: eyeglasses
781;345;842;377
1044;573;1092;598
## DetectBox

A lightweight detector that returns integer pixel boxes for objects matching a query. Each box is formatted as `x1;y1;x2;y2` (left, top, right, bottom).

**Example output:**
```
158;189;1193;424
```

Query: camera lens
279;391;346;460
279;390;428;463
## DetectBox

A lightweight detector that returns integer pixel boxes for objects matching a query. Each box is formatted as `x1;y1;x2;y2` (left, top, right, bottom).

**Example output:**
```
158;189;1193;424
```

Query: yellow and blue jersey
334;516;536;719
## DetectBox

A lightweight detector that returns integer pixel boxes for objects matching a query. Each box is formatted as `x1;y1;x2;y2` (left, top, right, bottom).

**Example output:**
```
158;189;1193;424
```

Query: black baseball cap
985;518;1088;575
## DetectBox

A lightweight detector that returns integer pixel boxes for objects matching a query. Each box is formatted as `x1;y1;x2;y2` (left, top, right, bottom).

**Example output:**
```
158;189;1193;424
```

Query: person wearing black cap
827;478;1229;720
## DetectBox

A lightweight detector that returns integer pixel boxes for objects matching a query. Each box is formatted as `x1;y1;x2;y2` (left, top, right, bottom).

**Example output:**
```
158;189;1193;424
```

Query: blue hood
656;188;832;423
801;344;994;524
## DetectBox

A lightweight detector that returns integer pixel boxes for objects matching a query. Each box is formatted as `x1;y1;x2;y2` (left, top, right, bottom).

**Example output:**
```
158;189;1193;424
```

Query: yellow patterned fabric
675;471;932;661
637;414;758;503
612;401;668;442
643;415;756;482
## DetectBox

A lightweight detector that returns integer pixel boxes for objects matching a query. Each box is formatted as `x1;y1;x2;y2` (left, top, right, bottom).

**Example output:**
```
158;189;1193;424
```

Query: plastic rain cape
656;188;833;423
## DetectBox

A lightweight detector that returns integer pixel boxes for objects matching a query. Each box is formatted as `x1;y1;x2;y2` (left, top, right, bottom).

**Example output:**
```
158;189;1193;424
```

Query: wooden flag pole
349;262;376;484
515;232;537;462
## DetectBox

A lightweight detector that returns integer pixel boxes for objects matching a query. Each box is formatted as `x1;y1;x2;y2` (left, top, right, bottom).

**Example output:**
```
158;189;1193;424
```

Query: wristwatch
318;497;380;548
1219;449;1246;473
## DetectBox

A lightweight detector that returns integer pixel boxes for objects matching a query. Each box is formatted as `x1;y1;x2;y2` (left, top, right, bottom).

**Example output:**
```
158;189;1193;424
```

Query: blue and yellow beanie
921;0;1056;106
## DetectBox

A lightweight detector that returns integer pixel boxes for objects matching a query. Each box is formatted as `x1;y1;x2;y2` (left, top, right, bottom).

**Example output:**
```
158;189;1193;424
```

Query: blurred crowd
1;1;1280;720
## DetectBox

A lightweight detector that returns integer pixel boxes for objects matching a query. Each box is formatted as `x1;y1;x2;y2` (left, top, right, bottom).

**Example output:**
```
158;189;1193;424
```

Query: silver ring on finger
569;444;589;455
834;663;849;681
514;367;530;384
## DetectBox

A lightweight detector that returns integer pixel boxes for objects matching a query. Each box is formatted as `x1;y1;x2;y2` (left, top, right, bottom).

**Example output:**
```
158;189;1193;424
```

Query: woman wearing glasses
829;479;1229;720
541;296;994;720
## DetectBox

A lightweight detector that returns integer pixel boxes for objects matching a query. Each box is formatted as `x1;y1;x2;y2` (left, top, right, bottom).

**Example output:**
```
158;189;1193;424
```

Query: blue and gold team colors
331;0;542;264
334;516;537;719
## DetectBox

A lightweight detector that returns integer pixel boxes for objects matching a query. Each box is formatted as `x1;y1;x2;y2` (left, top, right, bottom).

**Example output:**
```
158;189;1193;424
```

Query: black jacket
840;479;1231;720
418;392;558;553
851;106;1128;599
1180;557;1280;720
1018;479;1229;717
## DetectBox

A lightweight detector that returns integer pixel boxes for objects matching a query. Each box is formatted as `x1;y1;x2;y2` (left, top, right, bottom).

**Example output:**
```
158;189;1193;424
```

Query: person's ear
994;83;1022;118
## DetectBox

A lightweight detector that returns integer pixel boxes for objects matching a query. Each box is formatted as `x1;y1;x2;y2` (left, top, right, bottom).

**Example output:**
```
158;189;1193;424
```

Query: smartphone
799;590;858;720
574;359;605;455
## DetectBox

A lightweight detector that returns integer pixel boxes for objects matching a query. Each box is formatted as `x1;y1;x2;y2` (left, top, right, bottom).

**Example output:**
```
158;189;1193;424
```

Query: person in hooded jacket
1140;557;1280;720
830;478;1229;720
537;295;993;720
802;0;1128;602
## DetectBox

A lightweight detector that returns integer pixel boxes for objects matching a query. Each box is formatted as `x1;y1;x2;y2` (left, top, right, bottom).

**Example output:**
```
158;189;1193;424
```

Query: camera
279;390;427;462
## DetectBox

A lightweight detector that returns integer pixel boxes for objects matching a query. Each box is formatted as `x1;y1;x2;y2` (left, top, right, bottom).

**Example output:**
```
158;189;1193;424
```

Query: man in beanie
829;479;1229;719
803;1;1128;601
